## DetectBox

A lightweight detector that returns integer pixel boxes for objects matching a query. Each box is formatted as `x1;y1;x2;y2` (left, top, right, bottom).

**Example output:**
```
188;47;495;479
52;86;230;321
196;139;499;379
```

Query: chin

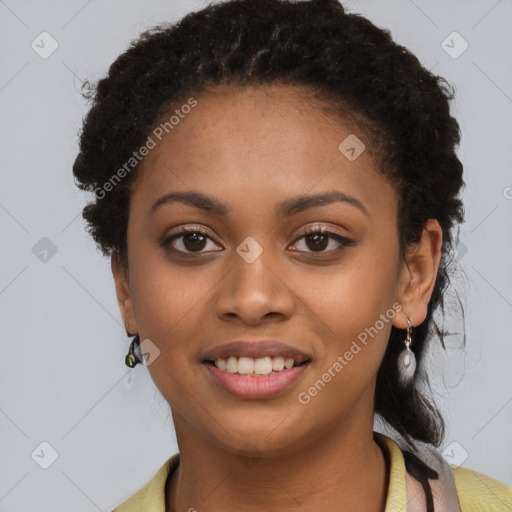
210;418;311;458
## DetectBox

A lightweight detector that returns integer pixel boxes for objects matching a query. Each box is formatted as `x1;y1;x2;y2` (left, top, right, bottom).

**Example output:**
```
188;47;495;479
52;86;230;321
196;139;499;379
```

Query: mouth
200;340;312;399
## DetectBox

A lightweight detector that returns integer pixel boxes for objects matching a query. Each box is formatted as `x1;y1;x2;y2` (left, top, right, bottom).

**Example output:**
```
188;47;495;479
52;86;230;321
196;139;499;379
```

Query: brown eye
162;227;222;255
181;232;207;251
290;228;354;255
304;232;329;251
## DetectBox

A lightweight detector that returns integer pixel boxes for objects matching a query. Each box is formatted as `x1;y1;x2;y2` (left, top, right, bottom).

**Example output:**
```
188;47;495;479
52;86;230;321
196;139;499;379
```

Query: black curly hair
73;0;465;452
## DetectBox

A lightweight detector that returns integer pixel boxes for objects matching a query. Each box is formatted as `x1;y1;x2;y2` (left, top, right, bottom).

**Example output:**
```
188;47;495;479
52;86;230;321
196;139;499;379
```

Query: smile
211;355;307;376
202;359;311;399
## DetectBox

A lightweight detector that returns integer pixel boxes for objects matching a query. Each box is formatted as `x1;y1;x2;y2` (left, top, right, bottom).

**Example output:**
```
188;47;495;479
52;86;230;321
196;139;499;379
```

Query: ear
392;219;443;330
111;251;138;335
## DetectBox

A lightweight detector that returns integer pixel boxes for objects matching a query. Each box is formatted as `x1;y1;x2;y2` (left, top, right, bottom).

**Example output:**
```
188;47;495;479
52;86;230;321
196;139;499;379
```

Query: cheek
303;247;399;341
293;245;399;396
126;251;221;404
129;243;214;337
292;280;395;422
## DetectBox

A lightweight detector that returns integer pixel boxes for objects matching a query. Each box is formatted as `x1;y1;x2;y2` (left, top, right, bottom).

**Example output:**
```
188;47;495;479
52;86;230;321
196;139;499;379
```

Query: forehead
130;83;395;219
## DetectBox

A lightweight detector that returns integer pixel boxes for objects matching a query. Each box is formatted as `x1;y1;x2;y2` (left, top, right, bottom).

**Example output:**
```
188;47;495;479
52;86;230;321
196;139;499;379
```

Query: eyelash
161;225;354;257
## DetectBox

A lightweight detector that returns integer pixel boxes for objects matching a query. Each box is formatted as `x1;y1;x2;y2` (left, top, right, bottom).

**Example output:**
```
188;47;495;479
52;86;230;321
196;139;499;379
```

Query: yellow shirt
112;433;512;511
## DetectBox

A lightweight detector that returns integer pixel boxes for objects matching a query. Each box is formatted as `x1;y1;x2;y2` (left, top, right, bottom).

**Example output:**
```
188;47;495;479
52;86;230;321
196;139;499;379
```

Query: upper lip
201;340;312;365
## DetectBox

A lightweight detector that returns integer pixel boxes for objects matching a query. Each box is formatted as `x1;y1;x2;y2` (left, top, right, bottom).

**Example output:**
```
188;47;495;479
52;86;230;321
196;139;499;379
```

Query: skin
112;83;442;511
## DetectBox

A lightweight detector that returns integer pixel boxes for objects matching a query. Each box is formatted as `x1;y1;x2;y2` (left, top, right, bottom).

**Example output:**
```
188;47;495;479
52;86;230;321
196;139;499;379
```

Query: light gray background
1;0;511;510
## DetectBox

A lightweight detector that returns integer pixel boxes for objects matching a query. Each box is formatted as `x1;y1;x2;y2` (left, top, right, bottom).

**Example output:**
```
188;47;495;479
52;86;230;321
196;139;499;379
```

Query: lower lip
202;362;311;399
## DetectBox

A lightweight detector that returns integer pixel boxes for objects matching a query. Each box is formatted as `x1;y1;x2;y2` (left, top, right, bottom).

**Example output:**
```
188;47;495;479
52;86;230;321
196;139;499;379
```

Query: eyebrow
151;190;369;217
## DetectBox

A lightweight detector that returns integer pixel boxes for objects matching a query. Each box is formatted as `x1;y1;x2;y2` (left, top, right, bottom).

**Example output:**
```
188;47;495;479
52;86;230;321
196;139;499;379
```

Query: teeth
238;356;255;374
273;356;285;371
284;358;294;369
254;356;273;374
213;356;298;376
226;356;238;373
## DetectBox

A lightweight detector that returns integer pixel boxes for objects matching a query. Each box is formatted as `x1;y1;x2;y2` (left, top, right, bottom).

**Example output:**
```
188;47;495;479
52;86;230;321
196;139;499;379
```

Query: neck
166;416;389;512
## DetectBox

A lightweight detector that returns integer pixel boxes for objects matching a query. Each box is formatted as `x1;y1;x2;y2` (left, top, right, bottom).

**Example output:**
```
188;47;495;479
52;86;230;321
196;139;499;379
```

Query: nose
215;250;295;325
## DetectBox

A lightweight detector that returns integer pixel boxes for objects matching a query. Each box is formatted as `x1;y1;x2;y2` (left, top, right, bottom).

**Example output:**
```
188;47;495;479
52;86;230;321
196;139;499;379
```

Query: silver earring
397;318;416;386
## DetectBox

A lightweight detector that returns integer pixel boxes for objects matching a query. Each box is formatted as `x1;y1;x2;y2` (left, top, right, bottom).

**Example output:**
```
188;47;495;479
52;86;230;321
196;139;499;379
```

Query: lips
200;340;313;399
201;340;312;365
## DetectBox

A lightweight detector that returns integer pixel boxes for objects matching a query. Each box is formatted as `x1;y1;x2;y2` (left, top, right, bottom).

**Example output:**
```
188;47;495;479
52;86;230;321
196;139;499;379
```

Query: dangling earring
397;318;416;385
125;334;142;368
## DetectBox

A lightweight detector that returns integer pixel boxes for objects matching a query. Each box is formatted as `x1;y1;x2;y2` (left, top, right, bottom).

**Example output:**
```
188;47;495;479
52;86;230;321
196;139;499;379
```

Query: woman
72;0;512;510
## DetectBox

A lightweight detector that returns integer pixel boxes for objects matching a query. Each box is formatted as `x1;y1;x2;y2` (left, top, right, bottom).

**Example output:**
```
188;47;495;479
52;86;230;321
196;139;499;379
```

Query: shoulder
111;453;180;512
452;465;512;511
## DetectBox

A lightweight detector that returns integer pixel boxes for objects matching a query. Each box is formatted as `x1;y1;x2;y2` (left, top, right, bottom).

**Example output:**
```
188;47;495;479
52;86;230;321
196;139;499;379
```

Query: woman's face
115;83;411;456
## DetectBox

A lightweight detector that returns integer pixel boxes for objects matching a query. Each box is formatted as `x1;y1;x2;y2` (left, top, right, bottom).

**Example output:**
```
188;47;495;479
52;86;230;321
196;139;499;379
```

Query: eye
162;225;354;257
161;226;222;255
289;226;354;255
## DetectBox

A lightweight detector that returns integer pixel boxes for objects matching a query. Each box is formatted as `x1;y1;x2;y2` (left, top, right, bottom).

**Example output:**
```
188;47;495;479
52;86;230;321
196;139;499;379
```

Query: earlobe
111;251;138;335
393;219;443;330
